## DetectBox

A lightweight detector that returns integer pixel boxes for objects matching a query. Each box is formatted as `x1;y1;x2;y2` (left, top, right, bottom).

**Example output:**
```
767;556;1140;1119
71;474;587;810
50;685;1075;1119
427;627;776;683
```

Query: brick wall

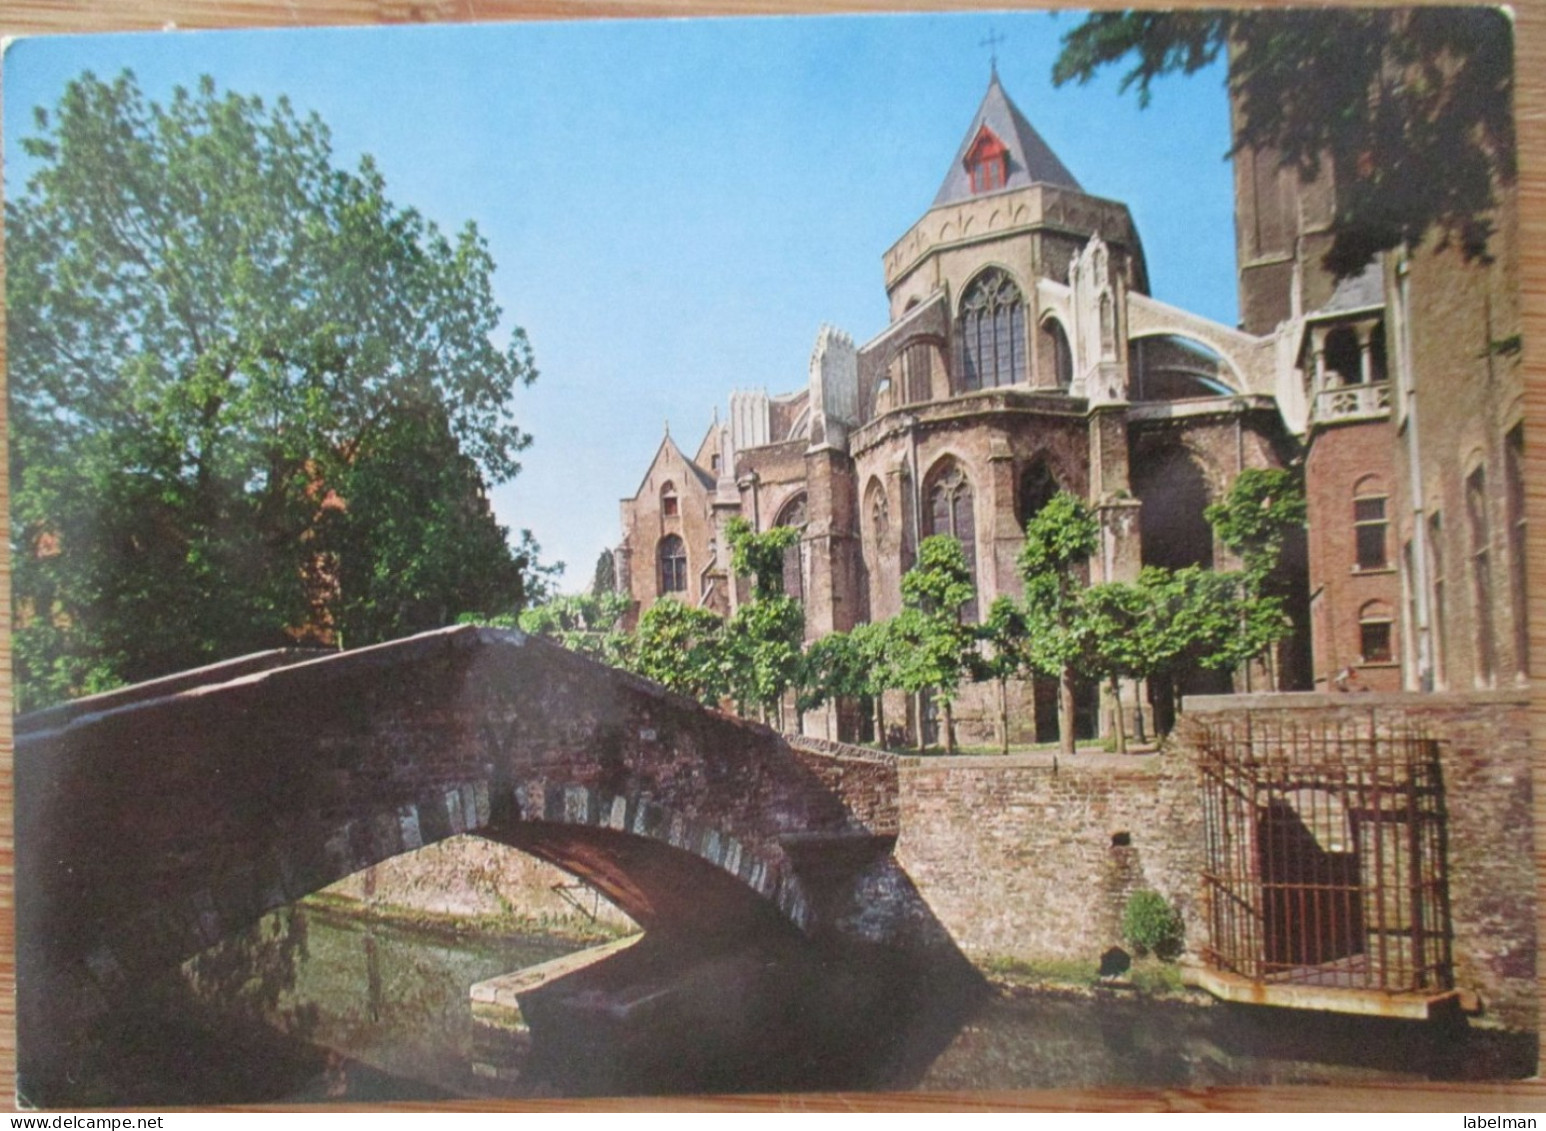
1185;691;1535;1031
890;690;1534;1033
1304;418;1404;691
892;751;1203;965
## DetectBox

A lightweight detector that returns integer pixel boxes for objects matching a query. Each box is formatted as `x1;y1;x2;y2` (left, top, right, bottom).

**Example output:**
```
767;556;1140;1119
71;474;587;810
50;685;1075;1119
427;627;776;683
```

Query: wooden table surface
0;0;1542;1113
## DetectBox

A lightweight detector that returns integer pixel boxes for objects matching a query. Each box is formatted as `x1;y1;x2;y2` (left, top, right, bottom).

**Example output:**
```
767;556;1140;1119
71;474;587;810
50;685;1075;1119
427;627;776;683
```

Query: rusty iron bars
1198;712;1452;994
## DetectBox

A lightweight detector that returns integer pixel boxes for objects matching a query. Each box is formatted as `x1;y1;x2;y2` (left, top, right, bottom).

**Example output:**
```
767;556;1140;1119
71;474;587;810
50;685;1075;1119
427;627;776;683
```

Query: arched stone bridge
17;626;905;1085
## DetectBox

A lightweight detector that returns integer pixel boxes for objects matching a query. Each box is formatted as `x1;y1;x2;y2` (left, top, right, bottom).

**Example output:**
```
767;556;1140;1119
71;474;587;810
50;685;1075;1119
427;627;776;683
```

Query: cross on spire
980;28;1006;77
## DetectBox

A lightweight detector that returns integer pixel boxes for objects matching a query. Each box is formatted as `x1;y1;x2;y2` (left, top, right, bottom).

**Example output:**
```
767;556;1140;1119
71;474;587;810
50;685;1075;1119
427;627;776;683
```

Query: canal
75;902;1536;1105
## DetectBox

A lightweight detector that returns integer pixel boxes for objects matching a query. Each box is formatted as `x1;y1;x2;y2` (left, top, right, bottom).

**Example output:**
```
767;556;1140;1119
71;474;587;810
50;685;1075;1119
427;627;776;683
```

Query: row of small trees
503;469;1304;755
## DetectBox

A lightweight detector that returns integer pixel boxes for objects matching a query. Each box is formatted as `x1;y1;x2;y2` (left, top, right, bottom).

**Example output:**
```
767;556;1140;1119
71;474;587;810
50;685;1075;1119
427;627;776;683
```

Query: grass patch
980;955;1101;989
980;953;1189;997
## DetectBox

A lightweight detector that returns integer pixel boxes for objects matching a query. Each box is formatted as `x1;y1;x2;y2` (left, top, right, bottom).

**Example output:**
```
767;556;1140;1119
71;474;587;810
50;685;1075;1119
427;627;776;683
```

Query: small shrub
1122;889;1184;960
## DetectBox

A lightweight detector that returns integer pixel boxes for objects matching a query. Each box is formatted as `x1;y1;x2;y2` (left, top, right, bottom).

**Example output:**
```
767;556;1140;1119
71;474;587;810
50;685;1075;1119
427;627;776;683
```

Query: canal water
86;902;1535;1104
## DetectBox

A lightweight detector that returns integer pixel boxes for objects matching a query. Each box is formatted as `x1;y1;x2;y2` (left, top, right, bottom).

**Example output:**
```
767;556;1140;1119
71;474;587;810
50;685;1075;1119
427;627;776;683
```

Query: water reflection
96;903;1534;1104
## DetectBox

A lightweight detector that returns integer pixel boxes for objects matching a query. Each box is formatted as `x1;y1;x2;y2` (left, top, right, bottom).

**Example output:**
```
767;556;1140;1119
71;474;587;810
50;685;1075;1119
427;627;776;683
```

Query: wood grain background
0;0;1541;1113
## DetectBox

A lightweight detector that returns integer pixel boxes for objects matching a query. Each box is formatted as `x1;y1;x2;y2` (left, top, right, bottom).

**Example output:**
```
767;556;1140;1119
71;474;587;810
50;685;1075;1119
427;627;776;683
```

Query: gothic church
614;67;1524;744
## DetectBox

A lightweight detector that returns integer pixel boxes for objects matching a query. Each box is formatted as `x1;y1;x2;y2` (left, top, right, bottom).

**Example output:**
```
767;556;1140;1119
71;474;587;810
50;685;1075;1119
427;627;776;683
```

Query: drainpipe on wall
1397;257;1435;692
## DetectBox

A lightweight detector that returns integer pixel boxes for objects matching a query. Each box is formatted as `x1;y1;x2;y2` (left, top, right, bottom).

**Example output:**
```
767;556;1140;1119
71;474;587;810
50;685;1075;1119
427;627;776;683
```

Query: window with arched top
1358;600;1395;665
658;534;687;595
925;461;978;621
958;269;1026;392
774;495;807;603
1134;445;1214;571
1017;460;1060;530
660;480;679;517
1324;326;1362;386
1353;476;1388;571
1467;465;1496;684
1038;318;1073;389
866;480;890;548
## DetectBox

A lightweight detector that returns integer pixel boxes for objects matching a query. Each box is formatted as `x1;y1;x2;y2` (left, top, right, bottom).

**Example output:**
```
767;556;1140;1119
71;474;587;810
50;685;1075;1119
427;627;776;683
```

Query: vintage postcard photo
5;6;1534;1106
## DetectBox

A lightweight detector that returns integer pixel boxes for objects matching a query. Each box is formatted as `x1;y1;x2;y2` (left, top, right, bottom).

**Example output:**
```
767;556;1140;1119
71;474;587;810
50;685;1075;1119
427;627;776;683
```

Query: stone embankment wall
892;751;1203;967
891;690;1535;1033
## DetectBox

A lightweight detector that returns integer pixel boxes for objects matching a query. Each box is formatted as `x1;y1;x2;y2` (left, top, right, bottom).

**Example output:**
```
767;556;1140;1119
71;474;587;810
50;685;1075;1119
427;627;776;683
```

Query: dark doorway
1257;799;1365;976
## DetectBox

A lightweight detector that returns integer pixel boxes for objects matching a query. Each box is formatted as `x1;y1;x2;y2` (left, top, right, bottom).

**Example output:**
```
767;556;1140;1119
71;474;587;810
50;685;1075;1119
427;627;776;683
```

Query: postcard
5;6;1536;1107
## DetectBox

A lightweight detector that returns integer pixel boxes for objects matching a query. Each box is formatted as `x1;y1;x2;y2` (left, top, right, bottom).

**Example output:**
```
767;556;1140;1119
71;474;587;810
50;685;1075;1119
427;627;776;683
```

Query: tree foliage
8;71;540;710
724;517;805;723
726;516;800;601
631;598;729;703
509;590;633;667
590;548;618;599
1052;8;1516;275
895;535;978;752
1205;467;1306;587
975;597;1034;756
1018;493;1100;756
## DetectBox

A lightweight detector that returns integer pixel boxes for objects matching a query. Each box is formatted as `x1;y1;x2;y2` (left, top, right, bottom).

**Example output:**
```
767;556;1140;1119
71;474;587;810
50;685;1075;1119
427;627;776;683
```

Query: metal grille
1199;713;1452;994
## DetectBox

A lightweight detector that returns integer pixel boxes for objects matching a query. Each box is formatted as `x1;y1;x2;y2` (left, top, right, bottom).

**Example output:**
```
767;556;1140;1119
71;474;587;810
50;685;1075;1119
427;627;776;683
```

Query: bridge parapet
786;735;900;837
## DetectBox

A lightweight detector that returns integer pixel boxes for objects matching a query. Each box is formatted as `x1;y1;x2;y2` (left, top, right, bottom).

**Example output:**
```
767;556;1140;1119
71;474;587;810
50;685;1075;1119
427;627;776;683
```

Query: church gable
627;433;712;503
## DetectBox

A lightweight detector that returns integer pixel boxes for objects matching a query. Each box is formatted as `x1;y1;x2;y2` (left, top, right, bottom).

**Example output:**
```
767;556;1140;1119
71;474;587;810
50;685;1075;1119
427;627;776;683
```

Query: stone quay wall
892;750;1204;969
890;690;1535;1033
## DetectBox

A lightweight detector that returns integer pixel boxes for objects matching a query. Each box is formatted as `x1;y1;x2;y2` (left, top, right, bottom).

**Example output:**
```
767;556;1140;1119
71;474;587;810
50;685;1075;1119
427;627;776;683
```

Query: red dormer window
965;126;1009;194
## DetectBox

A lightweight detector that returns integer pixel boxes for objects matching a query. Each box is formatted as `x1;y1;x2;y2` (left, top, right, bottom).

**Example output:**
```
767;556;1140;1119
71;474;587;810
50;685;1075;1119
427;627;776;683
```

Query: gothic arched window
1038;318;1073;389
660;480;679;517
1017;460;1059;530
1358;600;1395;665
958;269;1026;392
925;461;978;621
774;495;807;603
658;534;687;595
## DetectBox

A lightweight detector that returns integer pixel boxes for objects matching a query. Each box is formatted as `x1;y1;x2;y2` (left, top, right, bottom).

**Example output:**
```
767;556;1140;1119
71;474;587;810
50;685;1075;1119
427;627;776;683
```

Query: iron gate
1198;713;1453;994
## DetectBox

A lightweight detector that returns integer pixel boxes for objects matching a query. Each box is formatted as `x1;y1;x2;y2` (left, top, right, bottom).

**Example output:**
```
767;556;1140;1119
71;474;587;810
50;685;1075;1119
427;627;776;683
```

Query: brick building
1235;130;1526;694
616;68;1525;742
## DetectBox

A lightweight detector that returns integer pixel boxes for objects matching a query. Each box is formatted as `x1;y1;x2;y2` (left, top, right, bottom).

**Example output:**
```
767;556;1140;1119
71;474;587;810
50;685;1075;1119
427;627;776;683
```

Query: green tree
590;549;618;599
1133;564;1252;728
727;597;805;728
724;517;805;727
894;535;977;753
1052;8;1515;276
1078;581;1152;755
326;406;527;647
974;597;1034;756
1204;467;1307;585
1018;493;1100;759
8;71;538;711
1204;466;1305;689
631;598;729;704
509;590;632;668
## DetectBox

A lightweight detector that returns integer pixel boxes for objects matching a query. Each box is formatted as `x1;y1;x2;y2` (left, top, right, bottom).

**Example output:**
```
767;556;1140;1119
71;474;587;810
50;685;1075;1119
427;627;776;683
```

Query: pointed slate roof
932;71;1082;207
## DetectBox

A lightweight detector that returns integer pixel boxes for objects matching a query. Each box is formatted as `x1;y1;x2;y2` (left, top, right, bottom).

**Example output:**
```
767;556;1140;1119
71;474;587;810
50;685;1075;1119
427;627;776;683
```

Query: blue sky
4;14;1237;591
